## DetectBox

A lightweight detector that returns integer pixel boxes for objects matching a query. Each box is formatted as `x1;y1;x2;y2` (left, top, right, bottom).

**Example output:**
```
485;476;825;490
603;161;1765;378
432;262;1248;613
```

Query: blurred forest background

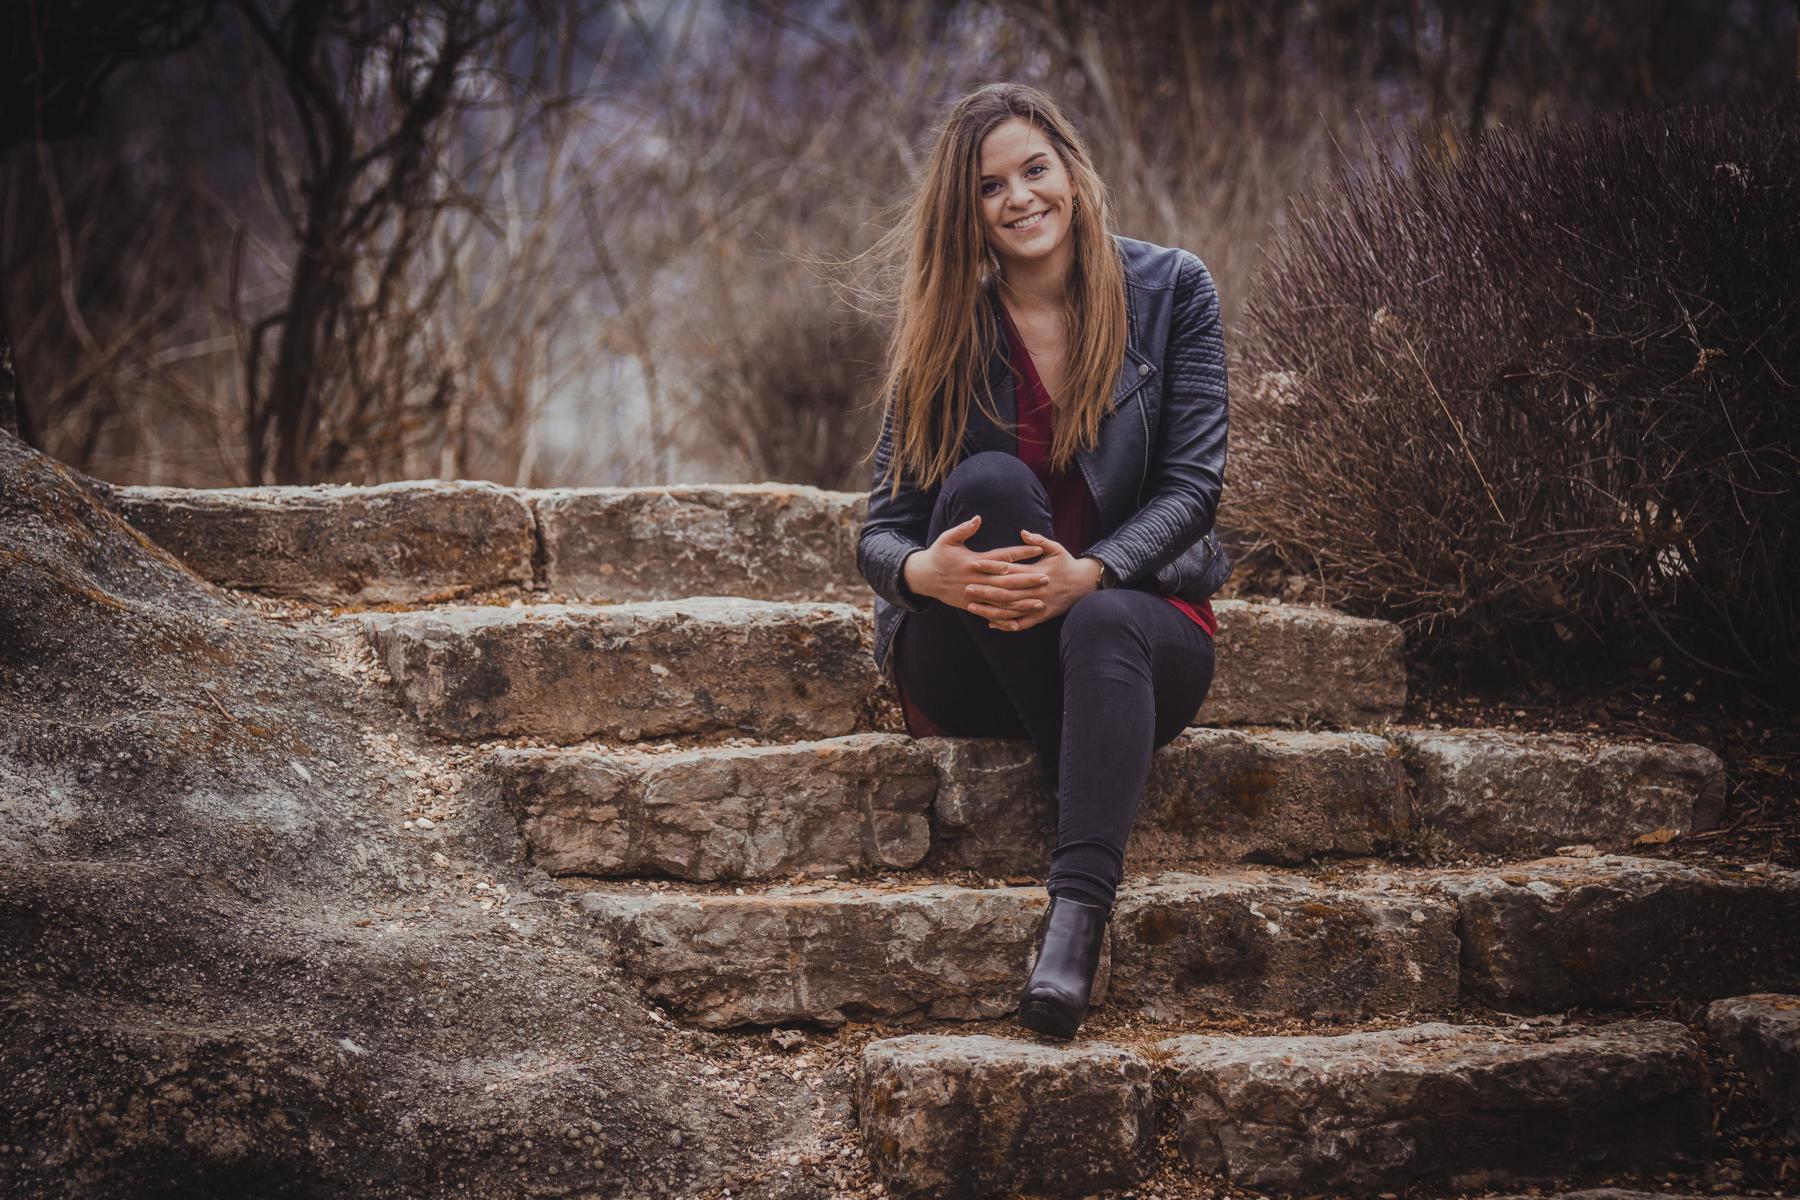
6;0;1797;687
4;0;1792;491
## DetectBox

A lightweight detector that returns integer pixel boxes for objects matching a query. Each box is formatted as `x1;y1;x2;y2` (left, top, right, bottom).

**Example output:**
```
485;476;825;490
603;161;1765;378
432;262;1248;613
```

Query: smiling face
978;116;1076;274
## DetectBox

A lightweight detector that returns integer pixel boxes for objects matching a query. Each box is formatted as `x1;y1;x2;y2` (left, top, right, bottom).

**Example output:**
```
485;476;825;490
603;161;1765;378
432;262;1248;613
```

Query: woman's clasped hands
901;513;1106;632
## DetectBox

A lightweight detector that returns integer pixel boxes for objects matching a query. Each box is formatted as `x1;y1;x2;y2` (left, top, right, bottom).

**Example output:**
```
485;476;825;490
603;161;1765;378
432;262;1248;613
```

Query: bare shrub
1234;100;1800;685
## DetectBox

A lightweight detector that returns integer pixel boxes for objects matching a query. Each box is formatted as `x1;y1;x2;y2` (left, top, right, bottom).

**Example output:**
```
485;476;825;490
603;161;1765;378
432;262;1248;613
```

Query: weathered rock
1402;729;1725;853
1706;993;1800;1137
1420;856;1800;1010
0;434;799;1197
918;736;1047;874
1159;1019;1707;1194
501;728;1407;882
354;599;879;741
857;1035;1155;1199
1139;729;1406;863
500;725;1735;882
530;484;865;602
116;481;536;603
1203;600;1406;727
926;729;1408;872
582;872;1457;1028
357;600;1409;742
1108;871;1459;1020
489;735;936;879
578;883;1048;1028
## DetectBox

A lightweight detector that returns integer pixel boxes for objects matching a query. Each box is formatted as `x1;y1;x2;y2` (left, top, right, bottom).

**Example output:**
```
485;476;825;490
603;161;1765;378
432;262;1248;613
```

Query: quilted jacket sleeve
1081;251;1228;587
856;397;939;612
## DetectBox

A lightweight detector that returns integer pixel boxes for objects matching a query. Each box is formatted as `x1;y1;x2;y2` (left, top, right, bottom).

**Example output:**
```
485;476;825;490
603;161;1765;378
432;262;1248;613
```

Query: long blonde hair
861;83;1128;496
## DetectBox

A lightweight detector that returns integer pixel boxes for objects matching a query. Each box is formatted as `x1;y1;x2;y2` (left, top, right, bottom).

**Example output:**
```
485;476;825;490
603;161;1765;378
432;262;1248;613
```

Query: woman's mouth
1005;210;1048;231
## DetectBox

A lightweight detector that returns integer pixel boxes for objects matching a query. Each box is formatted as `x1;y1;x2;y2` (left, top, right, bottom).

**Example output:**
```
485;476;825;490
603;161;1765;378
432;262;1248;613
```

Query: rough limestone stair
116;481;864;603
856;1020;1709;1199
490;728;1722;879
114;480;1774;1200
1408;856;1800;1009
1705;992;1800;1137
575;856;1800;1029
352;598;1405;737
529;485;864;603
577;871;1460;1029
116;480;539;603
353;599;878;742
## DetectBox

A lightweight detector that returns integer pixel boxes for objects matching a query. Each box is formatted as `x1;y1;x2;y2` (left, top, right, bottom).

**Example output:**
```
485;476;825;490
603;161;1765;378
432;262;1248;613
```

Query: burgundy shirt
898;305;1216;738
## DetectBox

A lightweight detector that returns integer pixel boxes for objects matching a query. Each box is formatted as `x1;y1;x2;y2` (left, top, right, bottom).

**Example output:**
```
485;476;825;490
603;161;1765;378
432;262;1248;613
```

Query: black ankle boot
1017;894;1109;1040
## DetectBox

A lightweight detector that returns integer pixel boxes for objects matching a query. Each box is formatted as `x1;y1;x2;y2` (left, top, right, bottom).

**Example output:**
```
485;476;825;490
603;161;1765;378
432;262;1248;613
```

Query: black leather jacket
857;233;1231;680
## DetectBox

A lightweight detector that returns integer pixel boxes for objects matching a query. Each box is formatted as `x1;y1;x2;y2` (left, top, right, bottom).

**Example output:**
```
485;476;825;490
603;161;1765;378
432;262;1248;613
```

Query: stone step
1404;855;1800;1010
118;481;864;603
1156;1020;1707;1193
857;1035;1156;1199
355;598;1405;738
574;856;1800;1029
1398;728;1726;853
575;871;1460;1029
117;480;538;603
1704;993;1800;1139
531;485;864;603
493;728;1721;880
857;1020;1708;1199
491;734;941;880
353;600;878;743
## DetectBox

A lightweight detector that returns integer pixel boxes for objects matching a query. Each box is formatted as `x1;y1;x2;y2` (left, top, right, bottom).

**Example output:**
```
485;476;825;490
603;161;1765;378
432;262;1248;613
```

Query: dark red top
897;306;1216;738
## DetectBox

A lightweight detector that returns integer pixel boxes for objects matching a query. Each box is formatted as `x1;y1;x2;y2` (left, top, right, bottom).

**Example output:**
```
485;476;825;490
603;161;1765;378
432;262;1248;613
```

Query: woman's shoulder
1109;233;1206;292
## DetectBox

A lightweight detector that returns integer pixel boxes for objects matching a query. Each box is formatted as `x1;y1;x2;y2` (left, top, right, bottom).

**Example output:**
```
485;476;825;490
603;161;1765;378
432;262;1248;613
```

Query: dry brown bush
1233;99;1800;687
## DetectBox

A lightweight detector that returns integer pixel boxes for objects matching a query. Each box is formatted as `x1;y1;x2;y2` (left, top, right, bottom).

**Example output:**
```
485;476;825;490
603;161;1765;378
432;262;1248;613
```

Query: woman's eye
981;164;1049;196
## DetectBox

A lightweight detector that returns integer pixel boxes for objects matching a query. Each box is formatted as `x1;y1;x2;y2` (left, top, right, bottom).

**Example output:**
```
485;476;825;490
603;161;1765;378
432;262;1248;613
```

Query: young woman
856;82;1231;1039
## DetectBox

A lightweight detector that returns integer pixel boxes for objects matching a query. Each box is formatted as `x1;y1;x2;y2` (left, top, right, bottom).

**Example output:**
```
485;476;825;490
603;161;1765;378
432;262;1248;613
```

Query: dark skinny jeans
893;451;1216;912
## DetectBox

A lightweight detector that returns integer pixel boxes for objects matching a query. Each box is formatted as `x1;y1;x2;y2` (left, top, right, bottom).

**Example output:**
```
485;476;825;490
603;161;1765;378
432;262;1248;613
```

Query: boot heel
1018;997;1081;1040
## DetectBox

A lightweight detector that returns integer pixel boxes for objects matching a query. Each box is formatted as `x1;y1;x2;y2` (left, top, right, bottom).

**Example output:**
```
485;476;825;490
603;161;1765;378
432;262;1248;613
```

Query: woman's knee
1060;589;1152;663
943;451;1043;514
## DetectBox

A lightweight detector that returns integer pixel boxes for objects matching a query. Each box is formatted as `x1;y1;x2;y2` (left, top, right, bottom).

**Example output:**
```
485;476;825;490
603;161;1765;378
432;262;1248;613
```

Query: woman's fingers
935;514;982;546
966;586;1044;608
967;599;1041;621
1019;529;1068;558
973;560;1049;582
968;570;1048;591
965;581;1044;605
971;543;1044;569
